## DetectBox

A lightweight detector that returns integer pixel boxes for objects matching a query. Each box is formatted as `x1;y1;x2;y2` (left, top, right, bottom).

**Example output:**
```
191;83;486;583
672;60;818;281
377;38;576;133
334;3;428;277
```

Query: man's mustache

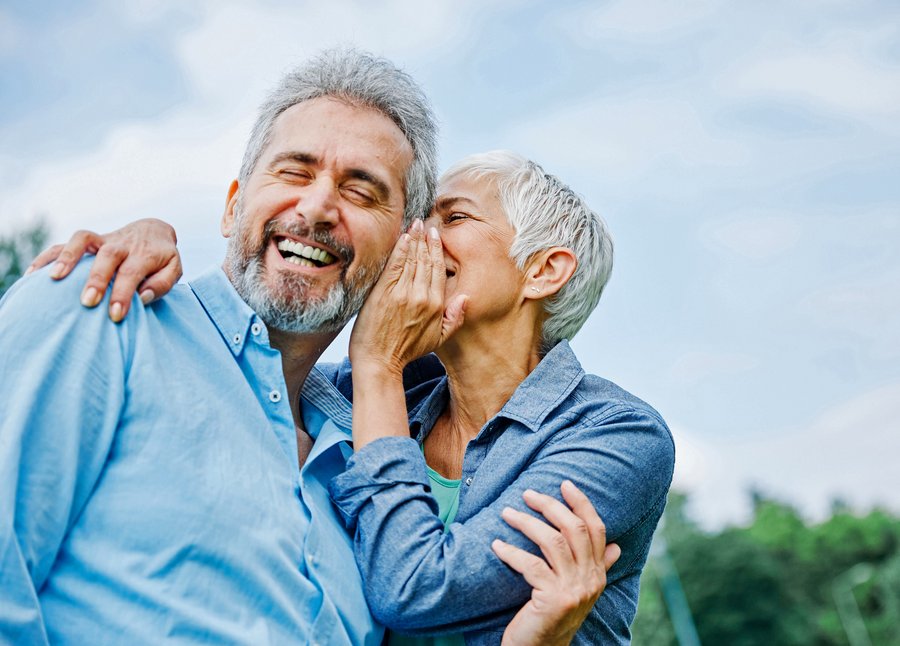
260;219;356;267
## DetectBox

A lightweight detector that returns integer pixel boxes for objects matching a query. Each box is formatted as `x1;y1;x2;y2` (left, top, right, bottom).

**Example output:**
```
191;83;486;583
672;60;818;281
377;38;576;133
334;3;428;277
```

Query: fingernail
139;289;155;305
50;262;66;279
25;265;34;275
81;287;100;308
429;226;439;240
109;302;123;323
413;219;424;232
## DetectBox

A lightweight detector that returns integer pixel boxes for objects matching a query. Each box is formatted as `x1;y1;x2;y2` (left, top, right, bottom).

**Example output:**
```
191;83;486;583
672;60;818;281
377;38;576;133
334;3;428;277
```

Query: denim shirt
0;263;380;646
327;341;675;645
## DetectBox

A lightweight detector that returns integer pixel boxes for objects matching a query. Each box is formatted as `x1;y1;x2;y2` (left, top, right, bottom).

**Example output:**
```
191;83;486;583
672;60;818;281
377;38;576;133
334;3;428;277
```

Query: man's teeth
286;256;316;267
276;239;336;264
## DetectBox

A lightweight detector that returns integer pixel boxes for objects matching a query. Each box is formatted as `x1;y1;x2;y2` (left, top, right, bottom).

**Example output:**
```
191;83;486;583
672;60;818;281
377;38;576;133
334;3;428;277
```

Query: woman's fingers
441;294;468;342
604;543;622;571
135;252;184;306
500;506;577;577
491;538;553;590
381;230;412;288
28;230;104;279
428;225;445;292
522;488;596;568
26;244;64;275
559;480;608;566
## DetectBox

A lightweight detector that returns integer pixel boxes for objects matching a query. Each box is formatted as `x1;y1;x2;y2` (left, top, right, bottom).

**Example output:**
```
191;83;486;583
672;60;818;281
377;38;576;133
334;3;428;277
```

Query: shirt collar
499;340;585;431
301;366;354;431
188;266;256;358
410;340;585;437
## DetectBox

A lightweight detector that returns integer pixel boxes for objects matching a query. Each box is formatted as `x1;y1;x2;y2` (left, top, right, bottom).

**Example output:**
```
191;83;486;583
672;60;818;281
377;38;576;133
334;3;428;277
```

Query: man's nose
294;179;340;228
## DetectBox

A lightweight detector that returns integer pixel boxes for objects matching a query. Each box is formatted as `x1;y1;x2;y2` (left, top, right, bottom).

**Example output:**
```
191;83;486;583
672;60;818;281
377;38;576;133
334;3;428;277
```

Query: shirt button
269;389;282;403
232;333;241;345
250;322;263;336
465;477;473;486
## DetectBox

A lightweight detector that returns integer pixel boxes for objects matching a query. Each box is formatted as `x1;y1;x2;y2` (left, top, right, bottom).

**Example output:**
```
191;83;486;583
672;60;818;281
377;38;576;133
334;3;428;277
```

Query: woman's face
427;173;525;324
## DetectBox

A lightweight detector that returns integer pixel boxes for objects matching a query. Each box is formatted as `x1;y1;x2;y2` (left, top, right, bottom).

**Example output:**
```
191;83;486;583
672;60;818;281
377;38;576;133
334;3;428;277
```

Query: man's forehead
264;99;412;185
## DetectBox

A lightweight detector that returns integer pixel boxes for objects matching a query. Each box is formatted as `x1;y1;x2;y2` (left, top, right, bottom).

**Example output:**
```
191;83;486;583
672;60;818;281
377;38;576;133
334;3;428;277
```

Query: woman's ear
524;247;577;300
221;180;240;238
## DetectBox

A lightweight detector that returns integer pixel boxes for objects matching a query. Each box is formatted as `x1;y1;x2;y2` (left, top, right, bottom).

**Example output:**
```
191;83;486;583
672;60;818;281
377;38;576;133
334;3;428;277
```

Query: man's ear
221;180;240;238
523;247;578;301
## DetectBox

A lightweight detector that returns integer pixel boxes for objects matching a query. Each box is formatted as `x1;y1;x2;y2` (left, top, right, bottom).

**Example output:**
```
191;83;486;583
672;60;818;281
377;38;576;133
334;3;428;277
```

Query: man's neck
268;326;341;467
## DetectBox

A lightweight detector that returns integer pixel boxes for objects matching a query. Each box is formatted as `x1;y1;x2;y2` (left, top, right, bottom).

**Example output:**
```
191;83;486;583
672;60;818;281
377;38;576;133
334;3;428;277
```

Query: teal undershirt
387;465;465;646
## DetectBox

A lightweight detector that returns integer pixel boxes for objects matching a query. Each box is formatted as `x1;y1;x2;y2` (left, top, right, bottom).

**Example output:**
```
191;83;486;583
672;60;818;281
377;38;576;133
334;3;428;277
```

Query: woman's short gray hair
239;48;438;228
442;150;614;349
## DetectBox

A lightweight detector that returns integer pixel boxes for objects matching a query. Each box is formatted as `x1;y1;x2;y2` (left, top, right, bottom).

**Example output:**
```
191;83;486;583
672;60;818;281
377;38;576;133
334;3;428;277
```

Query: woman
33;151;674;644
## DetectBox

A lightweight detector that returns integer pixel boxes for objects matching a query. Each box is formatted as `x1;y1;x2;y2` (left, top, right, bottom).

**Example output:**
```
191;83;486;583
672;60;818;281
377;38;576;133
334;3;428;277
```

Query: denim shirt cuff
328;436;429;530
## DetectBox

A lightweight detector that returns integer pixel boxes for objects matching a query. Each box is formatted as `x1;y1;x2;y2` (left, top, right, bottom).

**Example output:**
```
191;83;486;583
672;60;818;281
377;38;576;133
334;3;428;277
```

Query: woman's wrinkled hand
495;481;621;646
349;219;467;374
27;218;182;322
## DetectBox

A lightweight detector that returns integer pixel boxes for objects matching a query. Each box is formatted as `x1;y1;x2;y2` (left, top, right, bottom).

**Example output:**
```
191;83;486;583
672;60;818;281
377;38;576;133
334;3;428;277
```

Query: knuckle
99;244;128;260
114;265;142;281
525;559;545;578
550;533;569;552
571;519;590;536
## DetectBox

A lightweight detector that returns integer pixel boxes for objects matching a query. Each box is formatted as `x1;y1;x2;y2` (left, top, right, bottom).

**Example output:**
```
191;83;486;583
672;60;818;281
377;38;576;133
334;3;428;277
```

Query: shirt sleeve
328;407;675;637
0;267;132;643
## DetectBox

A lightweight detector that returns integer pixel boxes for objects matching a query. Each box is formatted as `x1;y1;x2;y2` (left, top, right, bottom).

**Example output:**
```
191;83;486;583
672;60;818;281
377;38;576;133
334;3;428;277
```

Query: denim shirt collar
410;340;585;438
189;266;258;358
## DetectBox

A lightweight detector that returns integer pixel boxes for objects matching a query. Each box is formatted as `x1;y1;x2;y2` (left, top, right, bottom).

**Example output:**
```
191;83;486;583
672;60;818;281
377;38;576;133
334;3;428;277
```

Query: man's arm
0;265;129;642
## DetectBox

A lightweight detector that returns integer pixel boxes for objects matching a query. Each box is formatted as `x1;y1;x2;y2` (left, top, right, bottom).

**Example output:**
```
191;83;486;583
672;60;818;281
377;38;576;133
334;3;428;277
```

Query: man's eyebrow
269;151;318;167
345;168;391;200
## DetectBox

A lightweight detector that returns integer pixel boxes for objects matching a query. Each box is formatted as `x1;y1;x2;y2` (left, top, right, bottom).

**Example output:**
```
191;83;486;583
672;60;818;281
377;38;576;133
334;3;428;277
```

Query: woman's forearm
350;363;410;450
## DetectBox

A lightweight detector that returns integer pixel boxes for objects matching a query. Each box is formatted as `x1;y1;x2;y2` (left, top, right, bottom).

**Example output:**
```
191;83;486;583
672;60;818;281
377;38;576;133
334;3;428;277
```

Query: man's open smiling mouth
275;237;338;268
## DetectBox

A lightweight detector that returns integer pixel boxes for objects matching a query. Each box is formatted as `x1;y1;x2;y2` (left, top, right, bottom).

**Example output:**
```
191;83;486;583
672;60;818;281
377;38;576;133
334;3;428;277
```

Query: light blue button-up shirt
0;263;379;645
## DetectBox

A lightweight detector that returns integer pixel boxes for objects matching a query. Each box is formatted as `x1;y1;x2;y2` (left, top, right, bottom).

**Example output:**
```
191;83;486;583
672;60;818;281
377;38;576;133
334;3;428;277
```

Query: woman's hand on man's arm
496;481;620;646
27;218;182;322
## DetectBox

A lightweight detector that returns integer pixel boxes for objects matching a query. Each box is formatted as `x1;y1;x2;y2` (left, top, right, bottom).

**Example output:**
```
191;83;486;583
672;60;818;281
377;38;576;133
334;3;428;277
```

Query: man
0;49;432;645
1;50;615;645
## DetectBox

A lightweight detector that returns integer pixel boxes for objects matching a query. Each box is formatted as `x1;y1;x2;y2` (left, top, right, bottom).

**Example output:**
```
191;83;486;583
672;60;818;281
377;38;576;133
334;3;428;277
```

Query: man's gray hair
442;150;614;349
239;48;438;227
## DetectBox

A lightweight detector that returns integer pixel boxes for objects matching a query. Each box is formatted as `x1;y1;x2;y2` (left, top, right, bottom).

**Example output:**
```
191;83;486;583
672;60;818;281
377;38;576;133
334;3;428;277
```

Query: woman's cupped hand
349;220;468;375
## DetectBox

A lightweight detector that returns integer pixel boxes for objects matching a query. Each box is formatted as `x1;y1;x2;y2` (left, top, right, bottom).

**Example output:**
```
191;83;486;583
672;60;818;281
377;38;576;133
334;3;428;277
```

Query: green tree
632;491;900;645
0;220;51;297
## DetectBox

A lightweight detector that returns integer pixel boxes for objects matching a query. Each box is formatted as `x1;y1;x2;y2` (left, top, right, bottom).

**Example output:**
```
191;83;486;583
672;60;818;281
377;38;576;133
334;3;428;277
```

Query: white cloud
701;211;803;261
557;0;722;41
674;383;900;528
726;29;900;121
669;350;759;387
799;269;900;360
0;0;486;246
503;95;744;188
0;9;21;58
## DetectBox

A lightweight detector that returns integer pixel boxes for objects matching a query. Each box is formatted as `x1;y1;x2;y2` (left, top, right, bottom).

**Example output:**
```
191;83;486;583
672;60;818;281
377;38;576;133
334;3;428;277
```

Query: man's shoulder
0;260;114;331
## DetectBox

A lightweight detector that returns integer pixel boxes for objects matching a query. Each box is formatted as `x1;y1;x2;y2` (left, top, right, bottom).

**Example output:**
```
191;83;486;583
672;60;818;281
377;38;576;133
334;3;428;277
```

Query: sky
1;0;898;528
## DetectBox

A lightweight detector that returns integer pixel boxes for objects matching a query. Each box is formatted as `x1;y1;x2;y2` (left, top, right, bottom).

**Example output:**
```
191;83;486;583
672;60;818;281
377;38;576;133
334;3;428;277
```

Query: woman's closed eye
445;212;470;223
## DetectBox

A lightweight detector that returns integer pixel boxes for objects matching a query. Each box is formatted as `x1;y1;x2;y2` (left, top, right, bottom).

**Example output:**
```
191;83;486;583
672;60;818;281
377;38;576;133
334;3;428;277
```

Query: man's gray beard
225;209;384;334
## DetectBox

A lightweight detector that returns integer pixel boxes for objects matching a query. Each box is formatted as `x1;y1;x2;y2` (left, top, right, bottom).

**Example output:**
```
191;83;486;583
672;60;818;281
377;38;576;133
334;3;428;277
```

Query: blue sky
1;0;898;527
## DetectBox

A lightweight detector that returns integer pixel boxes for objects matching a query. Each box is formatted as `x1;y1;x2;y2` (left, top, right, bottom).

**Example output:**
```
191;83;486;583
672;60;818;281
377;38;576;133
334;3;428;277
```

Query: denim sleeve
0;266;130;643
328;408;675;638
